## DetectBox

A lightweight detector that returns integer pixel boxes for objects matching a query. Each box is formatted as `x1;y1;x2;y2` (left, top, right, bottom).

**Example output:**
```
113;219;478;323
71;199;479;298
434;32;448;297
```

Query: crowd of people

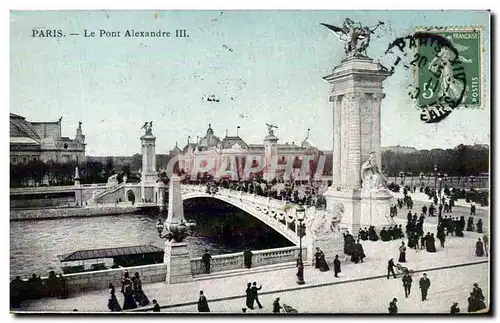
182;175;330;209
10;271;69;308
107;270;151;311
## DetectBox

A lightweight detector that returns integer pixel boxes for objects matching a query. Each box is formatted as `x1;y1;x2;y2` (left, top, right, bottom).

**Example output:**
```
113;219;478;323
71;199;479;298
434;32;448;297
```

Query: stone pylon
323;56;392;234
263;132;279;182
140;130;156;202
164;175;193;284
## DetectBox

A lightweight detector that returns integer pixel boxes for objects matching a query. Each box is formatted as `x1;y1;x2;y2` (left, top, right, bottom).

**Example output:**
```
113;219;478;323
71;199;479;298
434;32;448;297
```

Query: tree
122;164;131;177
105;157;114;175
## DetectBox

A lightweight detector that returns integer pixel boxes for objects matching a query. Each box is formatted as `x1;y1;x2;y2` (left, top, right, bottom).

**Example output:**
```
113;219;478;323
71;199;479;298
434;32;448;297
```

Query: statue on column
142;121;153;135
320;19;384;58
360;152;387;192
265;123;278;136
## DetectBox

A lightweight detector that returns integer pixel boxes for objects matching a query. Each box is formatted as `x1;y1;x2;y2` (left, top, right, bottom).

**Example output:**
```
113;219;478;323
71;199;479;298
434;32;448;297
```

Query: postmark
384;31;473;123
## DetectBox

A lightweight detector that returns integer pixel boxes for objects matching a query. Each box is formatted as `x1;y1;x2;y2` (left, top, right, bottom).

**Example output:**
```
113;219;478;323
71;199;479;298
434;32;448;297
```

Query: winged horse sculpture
320;19;384;58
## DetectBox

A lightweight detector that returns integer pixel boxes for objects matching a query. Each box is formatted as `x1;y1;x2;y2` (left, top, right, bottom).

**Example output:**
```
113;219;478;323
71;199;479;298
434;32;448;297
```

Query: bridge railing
190;246;307;276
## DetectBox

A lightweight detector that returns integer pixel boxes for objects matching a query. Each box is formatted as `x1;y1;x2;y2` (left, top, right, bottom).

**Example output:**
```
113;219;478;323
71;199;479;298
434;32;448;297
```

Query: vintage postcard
10;10;490;314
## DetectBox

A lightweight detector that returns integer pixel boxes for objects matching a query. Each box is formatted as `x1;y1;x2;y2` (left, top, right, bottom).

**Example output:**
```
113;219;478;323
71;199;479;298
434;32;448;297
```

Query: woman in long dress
121;277;137;310
476;238;485;257
132;272;150;307
398;242;407;262
107;283;122;312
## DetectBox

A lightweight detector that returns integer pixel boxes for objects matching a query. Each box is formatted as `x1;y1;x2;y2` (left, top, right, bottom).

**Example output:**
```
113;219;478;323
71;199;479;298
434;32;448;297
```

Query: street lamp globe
296;205;306;222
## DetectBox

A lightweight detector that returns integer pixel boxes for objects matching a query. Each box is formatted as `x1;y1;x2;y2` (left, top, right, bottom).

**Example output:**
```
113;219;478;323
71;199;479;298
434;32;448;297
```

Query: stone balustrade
190;246;307;276
22;263;167;295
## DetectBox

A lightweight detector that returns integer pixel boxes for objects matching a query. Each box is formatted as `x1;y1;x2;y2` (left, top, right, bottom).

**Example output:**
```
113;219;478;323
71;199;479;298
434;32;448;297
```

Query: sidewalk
391;191;489;212
17;227;490;313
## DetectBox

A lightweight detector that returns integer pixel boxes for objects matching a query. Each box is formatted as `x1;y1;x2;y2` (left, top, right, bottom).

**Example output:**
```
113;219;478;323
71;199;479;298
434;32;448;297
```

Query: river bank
10;204;139;221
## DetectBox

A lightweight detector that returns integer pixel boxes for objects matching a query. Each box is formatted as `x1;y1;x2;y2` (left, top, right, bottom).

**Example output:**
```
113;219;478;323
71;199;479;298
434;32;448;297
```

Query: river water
10;198;293;279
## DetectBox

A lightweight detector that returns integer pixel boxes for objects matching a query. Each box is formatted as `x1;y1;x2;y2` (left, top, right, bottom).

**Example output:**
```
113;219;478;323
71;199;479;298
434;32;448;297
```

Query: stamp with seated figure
415;26;485;109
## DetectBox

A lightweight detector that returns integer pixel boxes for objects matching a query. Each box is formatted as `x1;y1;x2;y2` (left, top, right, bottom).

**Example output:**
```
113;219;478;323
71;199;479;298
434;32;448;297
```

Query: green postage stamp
416;27;485;108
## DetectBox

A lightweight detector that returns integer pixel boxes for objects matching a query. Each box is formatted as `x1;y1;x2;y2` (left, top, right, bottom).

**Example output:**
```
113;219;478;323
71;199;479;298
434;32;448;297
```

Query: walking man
273;297;282;313
202;250;212;274
251;282;263;309
450;302;460;314
402;272;413;298
483;234;489;256
387;258;397;279
333;255;341;278
419;273;431;301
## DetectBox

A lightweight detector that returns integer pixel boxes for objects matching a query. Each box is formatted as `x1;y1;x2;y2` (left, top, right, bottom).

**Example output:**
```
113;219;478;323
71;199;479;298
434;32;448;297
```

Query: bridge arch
180;190;299;244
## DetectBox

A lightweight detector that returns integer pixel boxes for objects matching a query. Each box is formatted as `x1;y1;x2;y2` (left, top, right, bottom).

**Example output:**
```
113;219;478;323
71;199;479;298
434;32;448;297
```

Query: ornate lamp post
469;175;475;190
296;205;306;285
419;172;424;188
438;177;443;203
433;165;438;192
159;217;196;242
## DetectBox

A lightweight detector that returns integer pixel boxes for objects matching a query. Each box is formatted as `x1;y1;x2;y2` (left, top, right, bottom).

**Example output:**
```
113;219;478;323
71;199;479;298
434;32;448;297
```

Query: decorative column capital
373;93;386;101
344;92;367;102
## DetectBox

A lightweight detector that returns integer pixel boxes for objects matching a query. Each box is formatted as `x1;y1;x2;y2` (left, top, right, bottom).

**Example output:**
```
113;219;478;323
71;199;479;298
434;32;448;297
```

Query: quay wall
34;263;168;295
10;205;138;221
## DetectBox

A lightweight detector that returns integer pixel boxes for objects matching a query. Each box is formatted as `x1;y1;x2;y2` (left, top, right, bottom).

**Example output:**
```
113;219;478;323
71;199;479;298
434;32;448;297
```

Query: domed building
171;123;322;180
10;113;86;164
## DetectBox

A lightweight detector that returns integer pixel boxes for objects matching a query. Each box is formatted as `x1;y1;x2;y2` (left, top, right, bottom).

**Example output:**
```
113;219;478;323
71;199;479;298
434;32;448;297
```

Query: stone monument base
325;187;394;234
307;234;345;264
360;189;395;229
164;241;193;284
324;187;361;234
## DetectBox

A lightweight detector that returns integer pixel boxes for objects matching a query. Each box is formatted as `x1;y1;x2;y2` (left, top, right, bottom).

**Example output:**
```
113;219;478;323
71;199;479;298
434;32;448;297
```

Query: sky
10;10;490;156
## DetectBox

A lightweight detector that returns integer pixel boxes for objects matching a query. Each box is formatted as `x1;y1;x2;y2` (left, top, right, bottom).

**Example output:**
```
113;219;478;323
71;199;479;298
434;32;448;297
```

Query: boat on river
56;244;164;274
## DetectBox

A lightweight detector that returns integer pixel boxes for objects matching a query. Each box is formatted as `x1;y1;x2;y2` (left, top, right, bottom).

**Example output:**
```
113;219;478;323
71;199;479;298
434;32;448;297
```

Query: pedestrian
475;238;485;257
202;250;212;274
483;234;489;256
107;283;122;312
398;242;407;262
243;249;253;269
450;302;460;314
251;282;263;309
419;273;431;301
197;290;210;312
402;272;412;298
333;254;341;278
273;297;282;313
388;298;398;314
387;258;397;279
152;299;160;312
296;256;305;284
132;272;150;306
472;283;485;301
121;276;137;310
245;282;254;310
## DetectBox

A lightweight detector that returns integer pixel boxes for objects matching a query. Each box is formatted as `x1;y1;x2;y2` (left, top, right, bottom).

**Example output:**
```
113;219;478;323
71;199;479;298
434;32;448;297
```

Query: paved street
164;262;488;314
17;220;489;313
